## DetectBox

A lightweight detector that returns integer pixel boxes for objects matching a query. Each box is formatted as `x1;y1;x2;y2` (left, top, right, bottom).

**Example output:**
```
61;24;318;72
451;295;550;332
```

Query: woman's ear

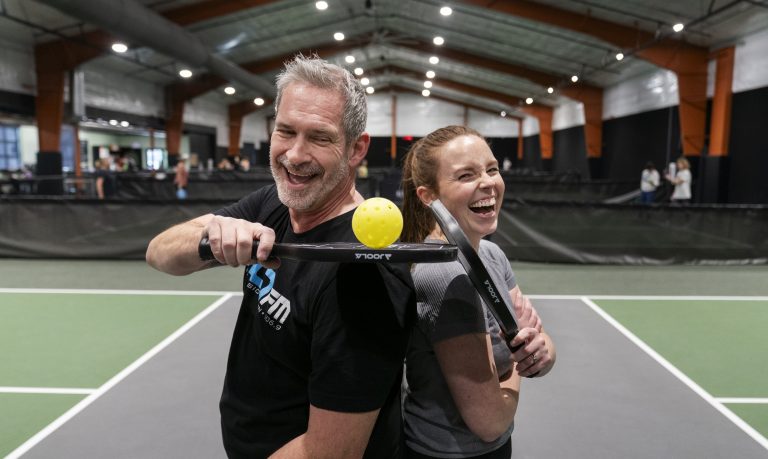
416;185;436;207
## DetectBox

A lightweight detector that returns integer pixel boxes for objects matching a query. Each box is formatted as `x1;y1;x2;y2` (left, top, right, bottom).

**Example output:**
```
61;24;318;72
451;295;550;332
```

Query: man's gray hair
274;54;367;148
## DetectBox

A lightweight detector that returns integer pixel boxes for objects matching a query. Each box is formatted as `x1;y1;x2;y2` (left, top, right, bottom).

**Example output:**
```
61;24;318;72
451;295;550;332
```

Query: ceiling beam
383;83;524;121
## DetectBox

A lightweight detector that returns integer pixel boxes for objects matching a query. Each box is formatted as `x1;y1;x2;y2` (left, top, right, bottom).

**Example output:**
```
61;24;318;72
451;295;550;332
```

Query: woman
667;157;692;203
401;126;556;458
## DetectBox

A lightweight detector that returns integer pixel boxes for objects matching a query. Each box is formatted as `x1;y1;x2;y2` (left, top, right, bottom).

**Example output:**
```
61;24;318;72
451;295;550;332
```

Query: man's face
270;82;352;211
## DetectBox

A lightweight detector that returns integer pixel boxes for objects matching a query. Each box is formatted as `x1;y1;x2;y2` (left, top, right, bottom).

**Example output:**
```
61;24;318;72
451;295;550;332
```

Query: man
146;55;414;458
640;161;660;204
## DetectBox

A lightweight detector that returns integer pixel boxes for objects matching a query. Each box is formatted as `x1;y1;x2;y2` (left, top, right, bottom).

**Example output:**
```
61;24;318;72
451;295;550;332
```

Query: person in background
357;158;369;178
239;157;251;172
217;157;234;170
666;156;692;204
146;55;414;458
400;125;556;458
640;161;660;204
174;157;189;199
94;158;116;199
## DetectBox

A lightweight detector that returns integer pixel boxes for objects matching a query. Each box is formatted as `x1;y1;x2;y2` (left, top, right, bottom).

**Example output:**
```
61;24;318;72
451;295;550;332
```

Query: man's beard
270;152;350;211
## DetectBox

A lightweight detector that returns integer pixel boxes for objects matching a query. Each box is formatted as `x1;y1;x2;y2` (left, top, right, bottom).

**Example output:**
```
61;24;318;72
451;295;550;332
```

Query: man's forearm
146;215;215;275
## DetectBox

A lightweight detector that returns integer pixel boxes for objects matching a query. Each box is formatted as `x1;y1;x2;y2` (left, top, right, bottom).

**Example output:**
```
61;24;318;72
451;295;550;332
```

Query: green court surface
0;292;220;456
595;298;768;438
0;393;85;458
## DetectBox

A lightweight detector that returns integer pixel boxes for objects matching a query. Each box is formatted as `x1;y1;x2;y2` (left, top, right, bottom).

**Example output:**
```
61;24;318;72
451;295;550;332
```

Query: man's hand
204;216;279;268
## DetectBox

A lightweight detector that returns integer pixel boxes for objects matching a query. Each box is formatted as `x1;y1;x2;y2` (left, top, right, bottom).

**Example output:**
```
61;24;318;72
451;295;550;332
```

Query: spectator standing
94;158;116;199
666;157;692;204
640;161;660;204
174;158;189;199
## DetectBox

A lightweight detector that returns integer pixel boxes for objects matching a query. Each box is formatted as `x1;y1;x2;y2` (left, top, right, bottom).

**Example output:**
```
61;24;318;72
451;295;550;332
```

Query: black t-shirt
95;169;116;197
215;185;415;458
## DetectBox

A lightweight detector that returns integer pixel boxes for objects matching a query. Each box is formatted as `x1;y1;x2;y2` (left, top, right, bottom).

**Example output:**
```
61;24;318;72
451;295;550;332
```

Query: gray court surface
18;297;768;458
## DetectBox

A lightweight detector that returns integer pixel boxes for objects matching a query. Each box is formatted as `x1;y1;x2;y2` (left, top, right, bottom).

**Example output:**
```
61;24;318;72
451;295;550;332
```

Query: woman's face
431;135;505;245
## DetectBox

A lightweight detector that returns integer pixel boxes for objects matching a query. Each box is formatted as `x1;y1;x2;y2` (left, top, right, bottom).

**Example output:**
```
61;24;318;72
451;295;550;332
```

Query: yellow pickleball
352;197;403;249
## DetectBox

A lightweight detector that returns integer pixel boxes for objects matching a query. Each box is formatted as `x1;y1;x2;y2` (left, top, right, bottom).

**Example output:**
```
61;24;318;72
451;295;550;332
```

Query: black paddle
428;199;524;352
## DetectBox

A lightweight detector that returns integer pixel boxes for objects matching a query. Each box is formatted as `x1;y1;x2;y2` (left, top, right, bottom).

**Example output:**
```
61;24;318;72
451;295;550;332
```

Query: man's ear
348;132;370;168
416;185;436;207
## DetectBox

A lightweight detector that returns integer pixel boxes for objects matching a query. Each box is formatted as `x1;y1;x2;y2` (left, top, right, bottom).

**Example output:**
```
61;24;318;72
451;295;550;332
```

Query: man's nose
284;136;311;164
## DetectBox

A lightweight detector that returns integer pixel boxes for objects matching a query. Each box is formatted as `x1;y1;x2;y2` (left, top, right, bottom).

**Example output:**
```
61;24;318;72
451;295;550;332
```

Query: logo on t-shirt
247;264;290;330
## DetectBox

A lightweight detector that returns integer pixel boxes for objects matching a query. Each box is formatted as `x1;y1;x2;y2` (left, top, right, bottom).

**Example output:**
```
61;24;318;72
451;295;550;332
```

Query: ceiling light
440;6;452;16
120;121;129;127
525;97;533;104
571;75;579;83
360;77;370;86
423;80;433;88
345;55;355;63
366;86;375;94
315;1;328;10
253;97;265;106
429;56;440;65
354;67;364;75
422;89;431;97
615;52;624;61
433;36;444;46
426;70;435;79
109;119;118;126
111;42;128;53
334;32;345;41
547;87;554;94
224;86;236;95
179;69;193;78
500;111;507;117
672;23;684;32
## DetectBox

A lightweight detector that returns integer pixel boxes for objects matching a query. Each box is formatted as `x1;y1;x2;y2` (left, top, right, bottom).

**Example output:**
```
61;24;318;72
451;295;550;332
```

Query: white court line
581;296;768;451
528;294;768;301
0;387;96;395
0;288;242;296
717;398;768;404
4;293;234;459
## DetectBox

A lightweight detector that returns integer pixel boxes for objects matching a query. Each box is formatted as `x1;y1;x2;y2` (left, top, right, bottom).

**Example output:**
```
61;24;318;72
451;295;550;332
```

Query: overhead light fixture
109;119;118;126
224;86;236;95
615;52;624;61
525;97;533;104
500;111;507;117
253;97;265;106
422;89;431;97
366;86;375;94
426;70;435;79
440;6;453;16
571;75;579;83
429;56;440;65
547;87;554;94
179;69;193;78
424;80;433;88
354;67;364;75
334;32;345;41
120;121;130;127
345;55;355;64
111;42;128;53
672;23;684;32
433;36;444;46
360;77;370;86
315;1;328;10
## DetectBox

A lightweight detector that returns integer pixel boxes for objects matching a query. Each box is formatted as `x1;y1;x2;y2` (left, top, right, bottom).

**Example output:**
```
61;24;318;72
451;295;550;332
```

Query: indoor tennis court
1;260;766;458
2;1;768;458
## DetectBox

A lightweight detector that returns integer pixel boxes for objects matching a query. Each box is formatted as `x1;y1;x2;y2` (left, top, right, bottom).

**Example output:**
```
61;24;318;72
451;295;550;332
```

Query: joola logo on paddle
247;264;290;330
355;252;392;260
483;280;501;303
